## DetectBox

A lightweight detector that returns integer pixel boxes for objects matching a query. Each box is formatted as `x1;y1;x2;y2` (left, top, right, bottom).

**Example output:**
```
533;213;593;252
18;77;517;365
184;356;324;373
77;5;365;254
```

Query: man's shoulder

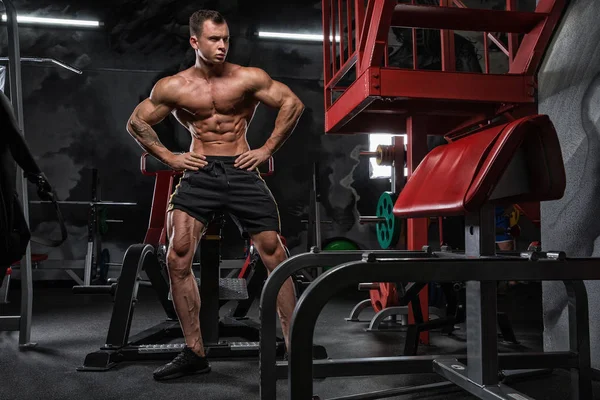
233;65;269;78
151;74;189;102
156;73;189;92
232;66;272;90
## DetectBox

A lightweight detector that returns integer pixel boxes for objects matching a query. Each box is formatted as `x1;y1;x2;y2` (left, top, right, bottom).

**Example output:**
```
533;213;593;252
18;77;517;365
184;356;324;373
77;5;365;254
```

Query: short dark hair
189;10;226;37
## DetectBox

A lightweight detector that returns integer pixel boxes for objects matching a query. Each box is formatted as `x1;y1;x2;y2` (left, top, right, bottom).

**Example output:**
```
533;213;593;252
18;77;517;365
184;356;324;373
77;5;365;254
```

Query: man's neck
194;58;225;79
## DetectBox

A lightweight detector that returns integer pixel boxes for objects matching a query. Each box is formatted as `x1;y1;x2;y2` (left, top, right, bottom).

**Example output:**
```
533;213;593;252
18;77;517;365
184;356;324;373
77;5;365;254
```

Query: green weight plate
322;238;360;271
376;192;401;249
98;206;109;236
323;239;360;251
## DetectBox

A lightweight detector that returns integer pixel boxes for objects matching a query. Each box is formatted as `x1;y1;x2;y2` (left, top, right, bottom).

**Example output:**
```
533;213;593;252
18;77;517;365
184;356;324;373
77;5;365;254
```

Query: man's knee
167;242;194;279
253;232;286;259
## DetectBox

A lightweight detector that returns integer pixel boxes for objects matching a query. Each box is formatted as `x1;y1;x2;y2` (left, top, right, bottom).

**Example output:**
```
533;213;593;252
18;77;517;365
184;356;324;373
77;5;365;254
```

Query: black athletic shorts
168;155;281;235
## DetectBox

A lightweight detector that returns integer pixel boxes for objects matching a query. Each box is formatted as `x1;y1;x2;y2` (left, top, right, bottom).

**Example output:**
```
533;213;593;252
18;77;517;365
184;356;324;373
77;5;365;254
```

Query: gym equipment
258;248;431;396
32;168;136;286
0;267;11;303
345;278;447;332
322;238;359;252
77;227;278;371
306;162;322;253
358;140;413;321
0;1;33;348
277;115;598;400
349;279;467;352
359;192;403;250
266;1;575;398
324;0;564;349
360;142;404;166
347;254;517;345
304;162;359;279
375;192;400;249
367;282;398;312
77;152;298;371
358;143;404;236
358;192;412;330
0;3;71;348
320;237;360;273
0;57;82;75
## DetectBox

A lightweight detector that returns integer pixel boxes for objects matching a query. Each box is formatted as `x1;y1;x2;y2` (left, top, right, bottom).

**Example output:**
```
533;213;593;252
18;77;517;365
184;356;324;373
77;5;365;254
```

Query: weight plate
369;282;399;313
372;193;401;311
98;206;109;235
322;238;360;271
376;192;401;249
323;238;359;251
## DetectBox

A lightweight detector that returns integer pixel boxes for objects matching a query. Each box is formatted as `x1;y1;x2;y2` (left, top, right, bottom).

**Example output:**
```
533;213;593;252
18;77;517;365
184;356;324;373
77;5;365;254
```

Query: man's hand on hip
234;147;271;171
166;152;207;171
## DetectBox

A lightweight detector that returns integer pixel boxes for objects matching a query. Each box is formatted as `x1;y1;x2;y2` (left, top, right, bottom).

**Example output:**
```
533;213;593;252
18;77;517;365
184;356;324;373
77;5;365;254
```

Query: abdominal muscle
186;113;252;157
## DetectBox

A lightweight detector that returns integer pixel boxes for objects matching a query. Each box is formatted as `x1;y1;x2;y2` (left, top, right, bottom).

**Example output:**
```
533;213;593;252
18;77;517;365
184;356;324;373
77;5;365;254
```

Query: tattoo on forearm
129;119;168;156
131;121;163;147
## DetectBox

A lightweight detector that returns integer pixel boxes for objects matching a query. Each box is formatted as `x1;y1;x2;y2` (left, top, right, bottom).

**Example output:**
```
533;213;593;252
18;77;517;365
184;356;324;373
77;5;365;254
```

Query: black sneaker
153;347;211;381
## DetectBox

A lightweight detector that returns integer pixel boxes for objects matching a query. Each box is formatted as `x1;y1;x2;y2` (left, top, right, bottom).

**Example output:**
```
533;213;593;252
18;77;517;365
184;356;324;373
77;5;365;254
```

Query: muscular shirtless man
126;10;304;381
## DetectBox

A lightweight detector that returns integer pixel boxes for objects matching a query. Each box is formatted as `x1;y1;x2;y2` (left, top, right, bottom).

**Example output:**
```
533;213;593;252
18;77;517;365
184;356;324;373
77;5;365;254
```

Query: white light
368;134;408;179
258;31;340;42
1;14;101;27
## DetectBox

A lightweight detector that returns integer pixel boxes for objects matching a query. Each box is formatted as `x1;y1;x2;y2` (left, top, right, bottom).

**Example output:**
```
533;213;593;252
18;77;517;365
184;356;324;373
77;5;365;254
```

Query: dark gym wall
538;0;600;369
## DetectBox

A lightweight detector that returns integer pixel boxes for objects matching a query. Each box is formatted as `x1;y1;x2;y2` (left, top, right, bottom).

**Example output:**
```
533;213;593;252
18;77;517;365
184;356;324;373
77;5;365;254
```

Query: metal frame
78;229;276;371
28;169;137;286
258;211;596;400
0;0;36;349
258;246;597;399
258;249;431;400
285;256;595;399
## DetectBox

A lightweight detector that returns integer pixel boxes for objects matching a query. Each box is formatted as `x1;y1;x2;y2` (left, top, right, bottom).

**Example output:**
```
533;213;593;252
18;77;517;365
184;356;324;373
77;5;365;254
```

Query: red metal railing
323;0;366;108
453;0;519;73
322;0;558;110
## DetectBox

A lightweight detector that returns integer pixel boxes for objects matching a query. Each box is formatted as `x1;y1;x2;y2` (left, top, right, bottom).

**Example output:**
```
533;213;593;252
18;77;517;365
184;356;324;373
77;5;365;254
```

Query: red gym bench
394;114;565;217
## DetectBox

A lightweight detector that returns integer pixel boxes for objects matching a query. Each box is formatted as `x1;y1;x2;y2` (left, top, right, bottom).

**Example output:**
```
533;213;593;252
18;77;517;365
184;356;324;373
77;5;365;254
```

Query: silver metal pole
3;0;36;348
84;242;93;286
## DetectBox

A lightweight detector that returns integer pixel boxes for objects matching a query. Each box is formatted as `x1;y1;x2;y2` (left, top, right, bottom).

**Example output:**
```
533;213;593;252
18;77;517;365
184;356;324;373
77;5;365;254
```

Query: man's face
191;20;230;64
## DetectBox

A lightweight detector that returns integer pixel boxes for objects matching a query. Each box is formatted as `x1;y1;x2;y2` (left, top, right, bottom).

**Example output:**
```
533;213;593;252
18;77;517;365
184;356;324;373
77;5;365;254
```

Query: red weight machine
322;0;566;345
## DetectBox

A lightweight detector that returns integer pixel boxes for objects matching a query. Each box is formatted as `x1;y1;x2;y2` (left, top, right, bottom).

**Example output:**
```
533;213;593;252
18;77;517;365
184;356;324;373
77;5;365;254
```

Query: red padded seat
393;115;566;218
